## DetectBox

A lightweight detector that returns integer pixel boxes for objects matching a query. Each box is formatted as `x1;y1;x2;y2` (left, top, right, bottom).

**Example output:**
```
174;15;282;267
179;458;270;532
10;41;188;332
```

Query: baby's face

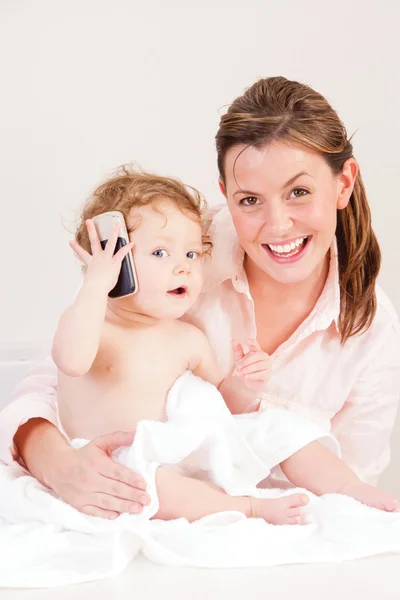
125;199;204;319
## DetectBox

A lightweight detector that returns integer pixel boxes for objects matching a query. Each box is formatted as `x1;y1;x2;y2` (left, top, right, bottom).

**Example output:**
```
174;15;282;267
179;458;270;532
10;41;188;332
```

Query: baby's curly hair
75;165;211;255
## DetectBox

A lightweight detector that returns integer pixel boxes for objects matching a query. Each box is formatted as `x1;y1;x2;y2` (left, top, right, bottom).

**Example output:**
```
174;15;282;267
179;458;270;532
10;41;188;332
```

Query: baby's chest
93;329;188;383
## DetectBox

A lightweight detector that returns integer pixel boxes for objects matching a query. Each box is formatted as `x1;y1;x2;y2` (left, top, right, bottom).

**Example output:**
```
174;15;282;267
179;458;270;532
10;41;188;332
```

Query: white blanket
0;371;399;588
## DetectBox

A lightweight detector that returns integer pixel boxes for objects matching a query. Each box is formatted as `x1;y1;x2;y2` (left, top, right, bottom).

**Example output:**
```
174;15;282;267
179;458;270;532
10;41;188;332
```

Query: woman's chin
253;252;318;286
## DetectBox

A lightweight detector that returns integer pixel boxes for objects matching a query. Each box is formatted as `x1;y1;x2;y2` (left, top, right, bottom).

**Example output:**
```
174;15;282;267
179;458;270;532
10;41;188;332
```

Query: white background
0;0;399;492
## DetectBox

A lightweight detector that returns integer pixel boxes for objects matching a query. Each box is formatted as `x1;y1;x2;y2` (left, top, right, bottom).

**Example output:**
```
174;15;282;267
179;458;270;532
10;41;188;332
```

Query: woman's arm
15;418;149;519
0;355;150;517
330;323;400;485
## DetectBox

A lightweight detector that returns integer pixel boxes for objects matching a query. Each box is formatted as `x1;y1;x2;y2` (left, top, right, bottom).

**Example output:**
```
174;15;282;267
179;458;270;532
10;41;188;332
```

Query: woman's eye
153;249;168;258
240;196;259;206
289;188;309;199
187;251;199;260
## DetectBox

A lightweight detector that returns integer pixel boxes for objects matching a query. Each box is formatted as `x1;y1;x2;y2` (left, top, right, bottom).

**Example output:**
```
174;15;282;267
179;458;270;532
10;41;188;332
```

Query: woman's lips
262;236;312;264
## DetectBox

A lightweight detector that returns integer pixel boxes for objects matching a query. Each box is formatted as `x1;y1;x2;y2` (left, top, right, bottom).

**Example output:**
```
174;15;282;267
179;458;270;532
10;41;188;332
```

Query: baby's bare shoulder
171;321;210;370
173;320;207;344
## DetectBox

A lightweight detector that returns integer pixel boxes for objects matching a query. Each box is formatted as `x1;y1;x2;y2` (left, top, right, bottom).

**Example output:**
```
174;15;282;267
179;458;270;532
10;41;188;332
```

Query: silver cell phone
91;210;138;298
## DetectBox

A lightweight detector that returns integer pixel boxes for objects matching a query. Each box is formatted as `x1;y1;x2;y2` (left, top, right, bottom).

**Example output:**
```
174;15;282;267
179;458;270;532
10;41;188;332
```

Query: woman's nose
262;201;293;237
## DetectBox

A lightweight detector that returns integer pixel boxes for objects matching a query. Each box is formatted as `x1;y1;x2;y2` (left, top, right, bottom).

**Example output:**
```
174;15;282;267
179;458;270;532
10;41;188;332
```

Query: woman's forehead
224;141;328;190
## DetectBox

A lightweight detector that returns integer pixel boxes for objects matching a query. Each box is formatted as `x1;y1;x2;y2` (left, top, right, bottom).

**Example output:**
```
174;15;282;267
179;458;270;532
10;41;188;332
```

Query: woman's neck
244;254;330;314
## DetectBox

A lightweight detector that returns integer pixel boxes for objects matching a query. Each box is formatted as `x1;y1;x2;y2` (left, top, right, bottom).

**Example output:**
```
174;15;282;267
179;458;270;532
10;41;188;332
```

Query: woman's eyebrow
282;171;311;188
233;172;313;197
233;188;260;197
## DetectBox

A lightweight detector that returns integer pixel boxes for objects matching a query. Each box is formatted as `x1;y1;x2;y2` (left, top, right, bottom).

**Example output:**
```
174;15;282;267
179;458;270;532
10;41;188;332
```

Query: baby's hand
232;338;272;392
70;219;134;295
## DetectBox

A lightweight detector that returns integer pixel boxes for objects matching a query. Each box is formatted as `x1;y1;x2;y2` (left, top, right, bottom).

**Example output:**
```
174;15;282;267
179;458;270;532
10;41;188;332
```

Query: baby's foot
341;481;399;512
250;493;309;525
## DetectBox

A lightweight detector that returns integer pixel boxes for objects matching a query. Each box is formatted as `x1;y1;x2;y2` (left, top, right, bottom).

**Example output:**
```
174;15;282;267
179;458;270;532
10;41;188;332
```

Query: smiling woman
222;143;354;287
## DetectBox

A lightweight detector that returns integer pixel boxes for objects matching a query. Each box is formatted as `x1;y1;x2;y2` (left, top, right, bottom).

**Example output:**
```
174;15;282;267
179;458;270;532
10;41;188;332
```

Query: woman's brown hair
215;76;381;344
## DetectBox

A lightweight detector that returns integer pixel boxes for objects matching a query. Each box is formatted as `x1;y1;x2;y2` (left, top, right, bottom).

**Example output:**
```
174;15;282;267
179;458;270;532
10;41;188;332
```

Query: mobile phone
91;211;138;298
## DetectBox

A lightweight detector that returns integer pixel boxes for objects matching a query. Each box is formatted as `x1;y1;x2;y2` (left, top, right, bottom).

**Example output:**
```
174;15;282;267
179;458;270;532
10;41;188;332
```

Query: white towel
0;371;399;588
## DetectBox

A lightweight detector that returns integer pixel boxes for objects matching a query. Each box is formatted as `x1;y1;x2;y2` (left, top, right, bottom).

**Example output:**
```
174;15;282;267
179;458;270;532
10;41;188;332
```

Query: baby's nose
173;261;191;275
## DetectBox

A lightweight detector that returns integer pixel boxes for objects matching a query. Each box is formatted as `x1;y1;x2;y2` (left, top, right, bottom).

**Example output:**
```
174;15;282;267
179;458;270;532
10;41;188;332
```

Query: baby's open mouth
167;286;188;296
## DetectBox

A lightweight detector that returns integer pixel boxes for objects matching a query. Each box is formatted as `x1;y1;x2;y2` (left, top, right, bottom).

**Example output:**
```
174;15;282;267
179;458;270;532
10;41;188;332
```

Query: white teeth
268;236;308;255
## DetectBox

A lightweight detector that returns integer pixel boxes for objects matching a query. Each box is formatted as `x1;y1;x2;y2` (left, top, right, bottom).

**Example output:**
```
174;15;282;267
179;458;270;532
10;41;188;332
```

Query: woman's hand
46;431;151;519
232;338;272;393
70;219;134;295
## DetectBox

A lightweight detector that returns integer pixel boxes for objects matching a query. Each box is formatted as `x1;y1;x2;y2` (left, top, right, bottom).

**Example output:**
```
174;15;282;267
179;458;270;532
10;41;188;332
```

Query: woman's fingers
101;462;147;491
80;505;119;520
69;239;92;265
88;492;145;514
86;219;103;254
98;472;150;505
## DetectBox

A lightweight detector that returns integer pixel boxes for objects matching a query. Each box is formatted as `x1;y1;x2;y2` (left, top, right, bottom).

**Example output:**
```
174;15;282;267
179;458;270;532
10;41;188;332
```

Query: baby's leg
152;467;309;524
280;441;398;512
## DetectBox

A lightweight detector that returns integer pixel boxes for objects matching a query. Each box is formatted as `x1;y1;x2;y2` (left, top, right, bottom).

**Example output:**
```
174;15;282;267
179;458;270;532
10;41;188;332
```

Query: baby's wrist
82;277;110;298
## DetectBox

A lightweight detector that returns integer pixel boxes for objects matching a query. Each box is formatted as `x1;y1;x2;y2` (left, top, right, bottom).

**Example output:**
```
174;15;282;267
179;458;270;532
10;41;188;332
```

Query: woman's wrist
14;418;72;488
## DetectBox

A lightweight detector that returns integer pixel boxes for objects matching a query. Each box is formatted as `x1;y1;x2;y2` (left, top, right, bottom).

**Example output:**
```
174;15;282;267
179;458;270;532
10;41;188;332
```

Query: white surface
1;554;400;600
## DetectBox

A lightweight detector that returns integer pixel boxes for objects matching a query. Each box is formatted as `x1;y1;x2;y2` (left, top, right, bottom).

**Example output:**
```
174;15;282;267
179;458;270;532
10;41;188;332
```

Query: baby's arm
52;219;133;377
190;330;270;413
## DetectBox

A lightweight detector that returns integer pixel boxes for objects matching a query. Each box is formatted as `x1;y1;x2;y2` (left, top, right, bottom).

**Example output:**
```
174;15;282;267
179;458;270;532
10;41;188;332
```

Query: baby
53;167;398;525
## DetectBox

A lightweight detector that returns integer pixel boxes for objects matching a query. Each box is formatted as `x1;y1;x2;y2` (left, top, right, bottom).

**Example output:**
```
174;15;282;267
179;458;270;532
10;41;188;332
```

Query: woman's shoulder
376;284;399;324
202;204;227;235
356;284;400;356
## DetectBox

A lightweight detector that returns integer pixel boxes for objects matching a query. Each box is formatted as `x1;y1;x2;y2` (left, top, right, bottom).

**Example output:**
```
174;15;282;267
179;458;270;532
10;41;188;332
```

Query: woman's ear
337;158;358;210
218;179;227;198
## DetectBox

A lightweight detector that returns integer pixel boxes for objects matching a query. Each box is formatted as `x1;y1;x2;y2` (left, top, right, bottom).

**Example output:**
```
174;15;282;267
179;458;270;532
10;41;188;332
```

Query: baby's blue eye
187;251;199;260
153;249;168;258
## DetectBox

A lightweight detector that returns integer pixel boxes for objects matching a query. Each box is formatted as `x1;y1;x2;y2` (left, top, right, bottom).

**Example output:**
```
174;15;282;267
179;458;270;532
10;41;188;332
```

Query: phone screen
100;237;137;298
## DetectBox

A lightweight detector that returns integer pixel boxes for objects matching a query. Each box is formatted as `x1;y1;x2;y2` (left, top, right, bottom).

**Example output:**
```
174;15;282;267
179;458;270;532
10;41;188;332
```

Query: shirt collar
203;205;341;332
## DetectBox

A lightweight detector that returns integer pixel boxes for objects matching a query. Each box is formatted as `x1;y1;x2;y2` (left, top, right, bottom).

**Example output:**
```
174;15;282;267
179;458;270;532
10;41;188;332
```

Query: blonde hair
76;165;210;255
215;76;381;344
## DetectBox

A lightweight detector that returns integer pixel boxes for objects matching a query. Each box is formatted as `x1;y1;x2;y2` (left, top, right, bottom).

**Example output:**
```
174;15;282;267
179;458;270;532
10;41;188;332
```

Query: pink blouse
1;206;399;486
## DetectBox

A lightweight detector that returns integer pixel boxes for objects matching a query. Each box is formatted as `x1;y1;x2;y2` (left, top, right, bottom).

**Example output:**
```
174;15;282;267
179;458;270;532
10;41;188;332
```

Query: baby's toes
287;507;302;519
385;497;399;512
285;493;309;509
287;514;301;525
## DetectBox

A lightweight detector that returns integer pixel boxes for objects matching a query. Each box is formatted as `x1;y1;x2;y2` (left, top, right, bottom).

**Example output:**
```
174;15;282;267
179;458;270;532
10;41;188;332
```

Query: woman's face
220;141;357;285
